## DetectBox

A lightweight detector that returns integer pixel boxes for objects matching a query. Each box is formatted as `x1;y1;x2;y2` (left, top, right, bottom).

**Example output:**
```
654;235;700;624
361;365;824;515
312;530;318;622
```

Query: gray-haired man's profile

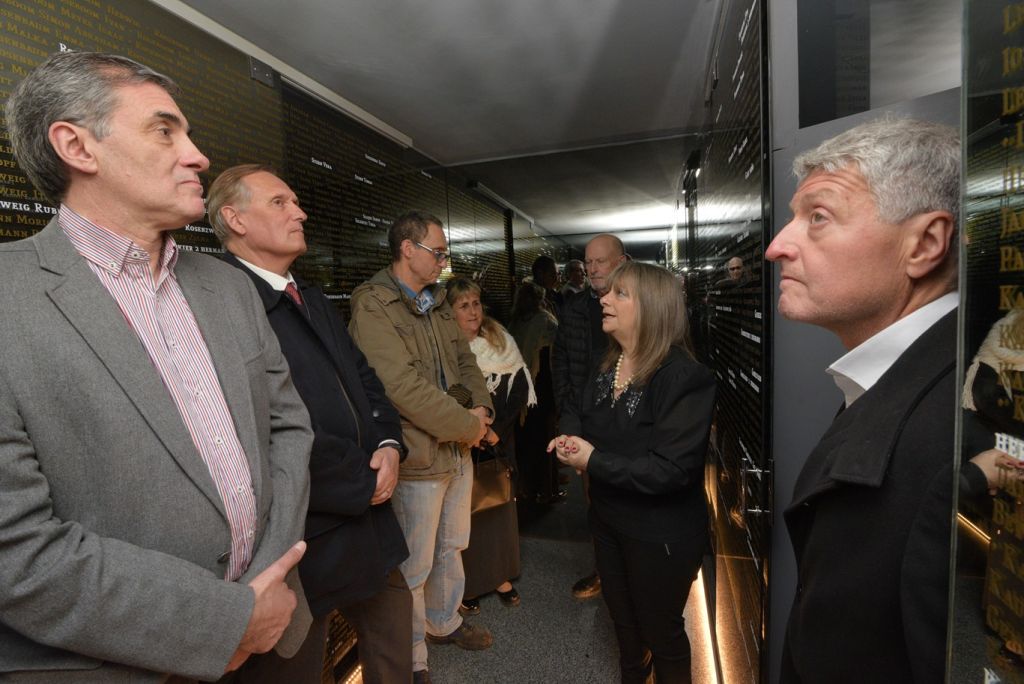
767;116;959;683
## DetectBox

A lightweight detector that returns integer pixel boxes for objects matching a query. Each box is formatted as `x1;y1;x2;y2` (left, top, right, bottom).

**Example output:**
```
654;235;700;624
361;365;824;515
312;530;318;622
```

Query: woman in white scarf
448;277;535;614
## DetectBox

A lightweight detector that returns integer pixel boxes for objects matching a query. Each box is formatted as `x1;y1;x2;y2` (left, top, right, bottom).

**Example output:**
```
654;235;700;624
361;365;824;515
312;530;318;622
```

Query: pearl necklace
613;353;633;392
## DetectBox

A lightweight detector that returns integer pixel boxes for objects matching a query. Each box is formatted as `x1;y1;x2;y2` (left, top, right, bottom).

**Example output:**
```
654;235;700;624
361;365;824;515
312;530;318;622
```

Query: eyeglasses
415;241;450;263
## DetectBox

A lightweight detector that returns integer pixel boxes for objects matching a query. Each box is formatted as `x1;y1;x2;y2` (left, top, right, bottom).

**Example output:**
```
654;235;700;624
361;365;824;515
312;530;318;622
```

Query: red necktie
284;282;304;308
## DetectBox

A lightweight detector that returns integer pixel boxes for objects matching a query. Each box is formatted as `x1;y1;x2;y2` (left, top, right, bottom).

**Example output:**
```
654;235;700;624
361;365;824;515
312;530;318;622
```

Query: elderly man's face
765;166;909;347
585;237;625;296
87;82;210;231
727;258;744;281
233;171;308;265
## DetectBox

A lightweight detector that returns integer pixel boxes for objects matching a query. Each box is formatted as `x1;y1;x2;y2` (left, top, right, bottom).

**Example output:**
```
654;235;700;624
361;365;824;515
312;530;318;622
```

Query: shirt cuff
378;439;407;462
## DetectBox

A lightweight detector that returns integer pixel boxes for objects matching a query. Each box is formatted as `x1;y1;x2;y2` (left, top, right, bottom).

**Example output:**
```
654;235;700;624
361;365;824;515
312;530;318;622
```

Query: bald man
552;233;626;599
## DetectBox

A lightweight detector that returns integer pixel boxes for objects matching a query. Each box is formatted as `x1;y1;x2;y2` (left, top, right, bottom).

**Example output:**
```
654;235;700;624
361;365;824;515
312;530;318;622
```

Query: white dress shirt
827;292;959;407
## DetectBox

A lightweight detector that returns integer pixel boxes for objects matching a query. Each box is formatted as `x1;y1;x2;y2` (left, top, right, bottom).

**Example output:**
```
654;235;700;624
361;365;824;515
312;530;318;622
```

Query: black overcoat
224;254;408;616
781;310;957;683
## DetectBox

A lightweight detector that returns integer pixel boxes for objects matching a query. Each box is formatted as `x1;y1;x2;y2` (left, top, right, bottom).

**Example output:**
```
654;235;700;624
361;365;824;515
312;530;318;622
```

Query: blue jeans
390;450;472;672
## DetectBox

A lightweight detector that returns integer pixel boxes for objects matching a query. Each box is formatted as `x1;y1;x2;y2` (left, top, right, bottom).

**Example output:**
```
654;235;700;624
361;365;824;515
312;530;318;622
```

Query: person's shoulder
178;250;252;287
351;268;400;308
0;234;40;272
657;347;715;385
562;287;591;311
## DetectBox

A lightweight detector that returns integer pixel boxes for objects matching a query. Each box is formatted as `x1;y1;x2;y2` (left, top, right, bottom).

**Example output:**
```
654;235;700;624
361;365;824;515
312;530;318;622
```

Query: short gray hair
207;164;278;244
794;116;959;230
5;51;178;203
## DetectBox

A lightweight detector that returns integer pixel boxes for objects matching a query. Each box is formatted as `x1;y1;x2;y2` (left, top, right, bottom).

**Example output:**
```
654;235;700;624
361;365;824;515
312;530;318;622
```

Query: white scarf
963;309;1024;410
469;329;537;407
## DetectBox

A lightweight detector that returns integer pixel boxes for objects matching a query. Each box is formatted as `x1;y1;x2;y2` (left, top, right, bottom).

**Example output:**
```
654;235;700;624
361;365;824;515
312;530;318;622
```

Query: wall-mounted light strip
693;568;720;683
957;512;991;545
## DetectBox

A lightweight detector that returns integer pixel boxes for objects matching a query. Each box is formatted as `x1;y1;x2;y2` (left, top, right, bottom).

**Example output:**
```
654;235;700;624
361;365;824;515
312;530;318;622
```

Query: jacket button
372;409;381;418
217;551;231;564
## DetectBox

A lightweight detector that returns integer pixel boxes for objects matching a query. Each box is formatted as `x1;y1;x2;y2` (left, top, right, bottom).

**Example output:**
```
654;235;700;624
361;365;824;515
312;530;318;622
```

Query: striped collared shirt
59;205;257;581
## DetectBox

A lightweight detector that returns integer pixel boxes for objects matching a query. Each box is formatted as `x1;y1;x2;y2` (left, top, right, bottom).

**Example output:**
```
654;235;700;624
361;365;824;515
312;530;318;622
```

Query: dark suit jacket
224;254;409;616
781;310;957;683
0;221;312;681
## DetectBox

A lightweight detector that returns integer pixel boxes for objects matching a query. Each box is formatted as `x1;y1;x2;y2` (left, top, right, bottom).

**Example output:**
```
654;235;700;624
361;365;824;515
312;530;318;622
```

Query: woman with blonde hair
447;277;534;613
549;261;715;683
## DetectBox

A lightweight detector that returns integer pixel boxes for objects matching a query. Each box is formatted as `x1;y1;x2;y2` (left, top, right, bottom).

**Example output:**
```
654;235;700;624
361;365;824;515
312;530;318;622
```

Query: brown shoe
572;571;601;599
413;669;433;684
425;622;494;650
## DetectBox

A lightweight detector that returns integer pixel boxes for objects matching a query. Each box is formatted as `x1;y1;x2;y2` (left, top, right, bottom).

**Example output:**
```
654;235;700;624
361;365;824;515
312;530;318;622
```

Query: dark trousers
216;614;327;684
591;512;704;684
337;567;413;684
217;567;412;684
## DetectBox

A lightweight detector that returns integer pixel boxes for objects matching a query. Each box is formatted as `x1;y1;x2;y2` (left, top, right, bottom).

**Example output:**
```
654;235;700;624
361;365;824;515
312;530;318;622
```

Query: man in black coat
765;117;960;683
552;233;626;599
208;164;412;683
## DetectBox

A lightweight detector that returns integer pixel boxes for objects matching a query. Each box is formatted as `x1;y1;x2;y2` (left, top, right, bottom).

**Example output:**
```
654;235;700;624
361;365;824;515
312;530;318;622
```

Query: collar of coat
363;267;448;314
789;309;957;505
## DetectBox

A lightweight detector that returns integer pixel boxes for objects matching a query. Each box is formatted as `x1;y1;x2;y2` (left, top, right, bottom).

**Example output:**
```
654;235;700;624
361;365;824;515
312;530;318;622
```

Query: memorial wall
0;2;558;678
0;0;541;321
683;0;771;681
953;2;1024;681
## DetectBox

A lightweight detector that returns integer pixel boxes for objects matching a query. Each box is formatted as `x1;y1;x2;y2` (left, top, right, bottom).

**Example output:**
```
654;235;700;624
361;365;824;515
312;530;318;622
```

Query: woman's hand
970;448;1023;494
547;434;594;473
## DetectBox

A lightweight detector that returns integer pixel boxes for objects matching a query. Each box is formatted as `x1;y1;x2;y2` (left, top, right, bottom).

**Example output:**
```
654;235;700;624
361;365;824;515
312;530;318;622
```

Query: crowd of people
0;48;993;684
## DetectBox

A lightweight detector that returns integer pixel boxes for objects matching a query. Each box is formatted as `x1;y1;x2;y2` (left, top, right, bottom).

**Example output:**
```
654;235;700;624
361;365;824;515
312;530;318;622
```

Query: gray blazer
0;219;313;681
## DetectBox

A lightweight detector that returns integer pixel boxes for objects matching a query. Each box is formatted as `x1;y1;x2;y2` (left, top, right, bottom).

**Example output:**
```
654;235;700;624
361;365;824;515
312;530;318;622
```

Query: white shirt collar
234;255;295;292
827;291;958;407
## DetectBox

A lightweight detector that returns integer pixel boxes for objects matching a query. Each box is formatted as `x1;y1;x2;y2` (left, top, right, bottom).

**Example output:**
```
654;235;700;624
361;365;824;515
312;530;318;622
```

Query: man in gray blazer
0;52;313;682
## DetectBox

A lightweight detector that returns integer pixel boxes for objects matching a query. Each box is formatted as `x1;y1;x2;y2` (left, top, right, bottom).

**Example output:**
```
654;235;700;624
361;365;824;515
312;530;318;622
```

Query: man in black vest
209;164;412;683
766;118;959;683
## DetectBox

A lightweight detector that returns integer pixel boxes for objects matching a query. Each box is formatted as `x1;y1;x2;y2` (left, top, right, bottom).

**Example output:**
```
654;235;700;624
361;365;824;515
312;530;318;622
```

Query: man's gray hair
207;164;278;244
5;51;178;204
794;116;960;230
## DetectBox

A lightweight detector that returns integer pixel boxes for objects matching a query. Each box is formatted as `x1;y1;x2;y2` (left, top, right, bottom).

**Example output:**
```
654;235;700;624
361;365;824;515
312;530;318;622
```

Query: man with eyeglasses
349;211;495;684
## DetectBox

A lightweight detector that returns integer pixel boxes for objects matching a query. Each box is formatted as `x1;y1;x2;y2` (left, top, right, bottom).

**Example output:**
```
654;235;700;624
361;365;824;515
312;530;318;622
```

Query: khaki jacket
349;268;492;479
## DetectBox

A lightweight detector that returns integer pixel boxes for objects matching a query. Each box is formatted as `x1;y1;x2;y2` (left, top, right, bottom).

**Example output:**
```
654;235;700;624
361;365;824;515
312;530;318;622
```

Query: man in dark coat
765;117;960;683
552;233;626;599
209;164;412;683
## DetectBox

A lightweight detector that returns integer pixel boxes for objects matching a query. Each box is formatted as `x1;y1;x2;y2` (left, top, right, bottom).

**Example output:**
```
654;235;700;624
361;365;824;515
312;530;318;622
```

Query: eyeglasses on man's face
415;241;450;263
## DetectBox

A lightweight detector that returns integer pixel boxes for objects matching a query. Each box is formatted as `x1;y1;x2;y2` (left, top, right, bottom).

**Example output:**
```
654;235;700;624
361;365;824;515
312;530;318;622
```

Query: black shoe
572;571;602;599
425;622;494;650
413;669;433;684
497;586;520;607
459;597;480;616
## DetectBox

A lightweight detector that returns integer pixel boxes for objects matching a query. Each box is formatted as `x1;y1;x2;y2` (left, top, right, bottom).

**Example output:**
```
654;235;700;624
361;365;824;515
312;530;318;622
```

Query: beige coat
349;268;492;479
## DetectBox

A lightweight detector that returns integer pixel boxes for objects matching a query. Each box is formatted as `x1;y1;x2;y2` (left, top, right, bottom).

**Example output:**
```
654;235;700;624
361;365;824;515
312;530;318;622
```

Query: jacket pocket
399;419;436;471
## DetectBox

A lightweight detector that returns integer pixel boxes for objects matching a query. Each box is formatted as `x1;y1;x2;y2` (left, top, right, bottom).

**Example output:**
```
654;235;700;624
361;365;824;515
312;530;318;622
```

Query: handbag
470;442;513;514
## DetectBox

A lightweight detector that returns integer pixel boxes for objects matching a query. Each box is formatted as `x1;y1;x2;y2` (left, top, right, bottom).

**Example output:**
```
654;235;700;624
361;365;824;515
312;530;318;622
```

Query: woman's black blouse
560;346;716;542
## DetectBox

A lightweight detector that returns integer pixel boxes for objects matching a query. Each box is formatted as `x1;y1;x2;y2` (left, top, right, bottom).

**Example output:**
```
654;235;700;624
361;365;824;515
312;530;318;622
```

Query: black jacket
552;287;606;418
224;254;408;615
781;310;957;683
559;346;716;542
